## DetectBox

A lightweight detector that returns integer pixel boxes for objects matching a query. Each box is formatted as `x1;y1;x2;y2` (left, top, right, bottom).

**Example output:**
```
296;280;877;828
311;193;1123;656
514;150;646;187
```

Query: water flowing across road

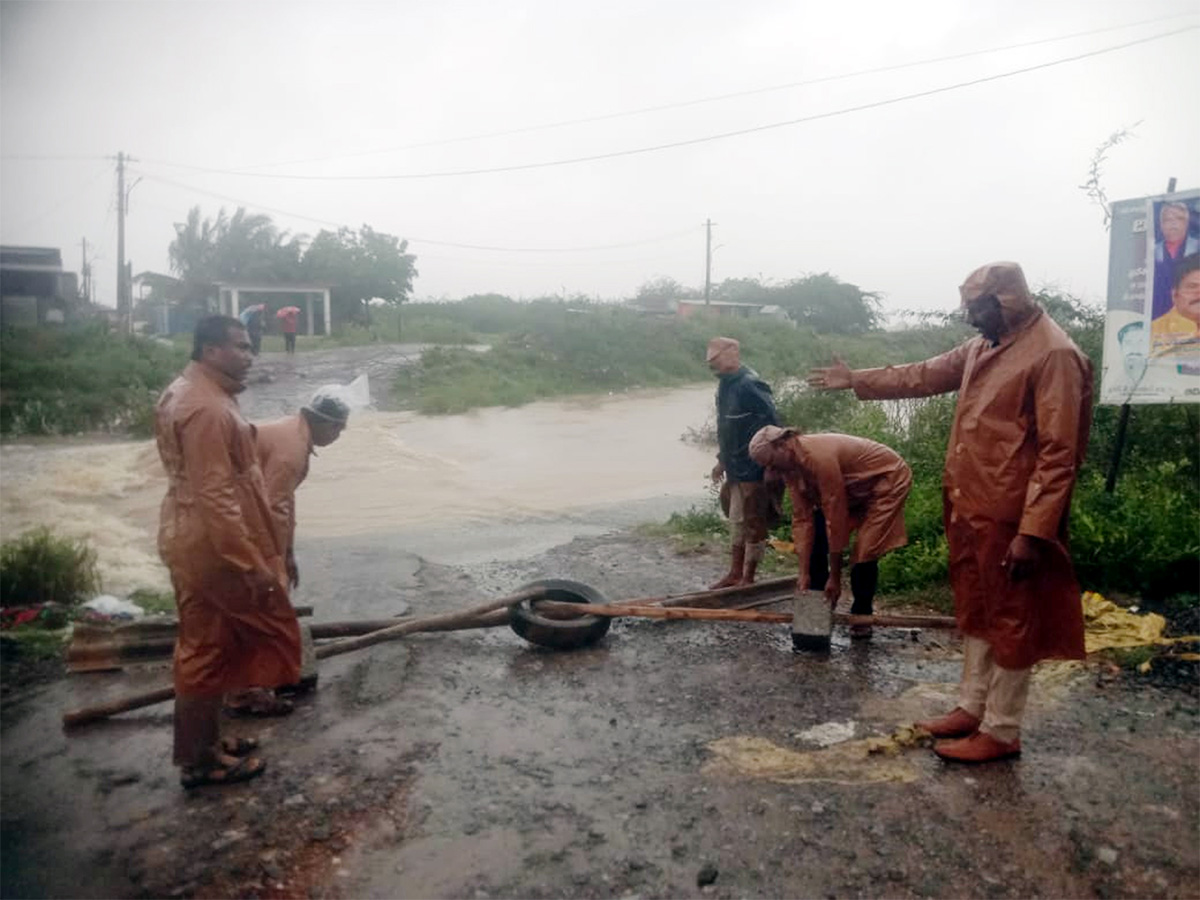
0;379;719;596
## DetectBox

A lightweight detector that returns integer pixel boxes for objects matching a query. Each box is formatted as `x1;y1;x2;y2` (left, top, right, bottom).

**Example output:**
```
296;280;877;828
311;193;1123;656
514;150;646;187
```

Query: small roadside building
675;299;764;320
214;281;334;336
0;246;79;328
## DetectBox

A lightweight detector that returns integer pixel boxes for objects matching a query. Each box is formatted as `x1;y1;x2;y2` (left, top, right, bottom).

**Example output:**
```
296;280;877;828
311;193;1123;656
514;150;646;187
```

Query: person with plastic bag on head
749;425;912;640
808;262;1093;763
221;390;351;718
256;390;351;589
706;336;780;589
155;315;301;788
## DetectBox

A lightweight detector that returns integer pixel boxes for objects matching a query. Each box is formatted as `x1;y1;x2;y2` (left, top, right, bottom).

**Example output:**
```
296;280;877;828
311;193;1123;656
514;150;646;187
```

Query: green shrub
1070;464;1200;603
127;587;176;615
0;324;187;436
0;527;101;608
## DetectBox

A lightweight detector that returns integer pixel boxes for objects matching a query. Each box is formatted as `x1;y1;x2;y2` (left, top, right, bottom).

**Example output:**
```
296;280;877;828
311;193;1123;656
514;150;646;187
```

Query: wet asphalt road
2;527;1198;899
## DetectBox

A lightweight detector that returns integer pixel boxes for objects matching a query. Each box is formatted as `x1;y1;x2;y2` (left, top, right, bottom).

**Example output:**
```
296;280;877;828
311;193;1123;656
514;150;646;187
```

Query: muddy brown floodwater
1;344;1197;899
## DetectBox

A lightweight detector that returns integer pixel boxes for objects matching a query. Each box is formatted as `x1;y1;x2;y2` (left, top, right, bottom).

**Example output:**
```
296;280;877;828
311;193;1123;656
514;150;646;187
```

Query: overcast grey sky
2;0;1197;315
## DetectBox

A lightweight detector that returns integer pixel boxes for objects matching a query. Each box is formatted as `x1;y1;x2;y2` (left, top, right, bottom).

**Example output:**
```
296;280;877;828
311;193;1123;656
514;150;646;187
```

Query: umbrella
276;306;300;319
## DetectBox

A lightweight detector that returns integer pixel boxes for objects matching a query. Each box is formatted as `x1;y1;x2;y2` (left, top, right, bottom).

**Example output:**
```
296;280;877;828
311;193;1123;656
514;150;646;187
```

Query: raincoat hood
959;261;1038;333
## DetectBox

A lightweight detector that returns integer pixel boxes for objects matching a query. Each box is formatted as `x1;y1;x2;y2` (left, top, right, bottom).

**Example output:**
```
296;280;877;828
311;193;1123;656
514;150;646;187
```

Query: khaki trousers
958;635;1031;744
728;481;767;562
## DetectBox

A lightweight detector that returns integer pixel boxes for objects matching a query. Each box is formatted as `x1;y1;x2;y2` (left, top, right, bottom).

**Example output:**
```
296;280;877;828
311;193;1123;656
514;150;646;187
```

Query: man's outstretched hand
807;355;852;391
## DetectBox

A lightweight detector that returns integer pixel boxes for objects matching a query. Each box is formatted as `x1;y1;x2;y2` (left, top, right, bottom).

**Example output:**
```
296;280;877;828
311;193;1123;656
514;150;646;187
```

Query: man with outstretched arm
156;315;302;788
706;336;780;588
808;261;1092;763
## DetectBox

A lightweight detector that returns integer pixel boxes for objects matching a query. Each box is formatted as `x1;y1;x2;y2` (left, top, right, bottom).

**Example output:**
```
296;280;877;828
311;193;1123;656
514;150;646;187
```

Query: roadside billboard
1100;188;1200;405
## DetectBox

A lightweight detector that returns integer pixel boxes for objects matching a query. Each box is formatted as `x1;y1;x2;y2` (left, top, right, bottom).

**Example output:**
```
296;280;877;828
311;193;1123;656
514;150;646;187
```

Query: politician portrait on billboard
1099;188;1200;405
1148;196;1200;364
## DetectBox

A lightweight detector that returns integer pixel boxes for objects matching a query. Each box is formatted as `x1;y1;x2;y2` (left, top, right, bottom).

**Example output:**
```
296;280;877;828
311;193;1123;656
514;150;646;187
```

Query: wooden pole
62;589;544;728
535;599;958;630
1107;175;1178;493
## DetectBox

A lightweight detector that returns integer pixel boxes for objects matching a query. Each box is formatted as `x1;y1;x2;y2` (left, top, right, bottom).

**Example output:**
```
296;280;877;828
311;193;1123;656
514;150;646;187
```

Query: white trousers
958;635;1031;744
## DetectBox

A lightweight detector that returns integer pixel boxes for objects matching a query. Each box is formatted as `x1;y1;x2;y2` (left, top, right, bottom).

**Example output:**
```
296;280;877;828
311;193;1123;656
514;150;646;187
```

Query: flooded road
2;345;1197;899
0;344;718;598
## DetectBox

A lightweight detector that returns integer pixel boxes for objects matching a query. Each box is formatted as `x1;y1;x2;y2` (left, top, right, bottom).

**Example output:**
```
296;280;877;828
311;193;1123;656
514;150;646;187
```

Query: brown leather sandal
180;755;266;789
223;690;294;718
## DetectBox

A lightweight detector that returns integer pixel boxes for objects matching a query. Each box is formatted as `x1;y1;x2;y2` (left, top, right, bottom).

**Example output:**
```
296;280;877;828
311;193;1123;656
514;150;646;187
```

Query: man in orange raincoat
809;262;1093;763
156;315;301;788
748;425;912;640
256;391;349;591
223;391;349;717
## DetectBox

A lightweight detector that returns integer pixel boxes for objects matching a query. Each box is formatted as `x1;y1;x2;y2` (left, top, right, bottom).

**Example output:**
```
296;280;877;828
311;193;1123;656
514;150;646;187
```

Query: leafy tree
302;225;417;332
711;277;770;304
167;206;307;313
771;273;881;333
633;276;692;310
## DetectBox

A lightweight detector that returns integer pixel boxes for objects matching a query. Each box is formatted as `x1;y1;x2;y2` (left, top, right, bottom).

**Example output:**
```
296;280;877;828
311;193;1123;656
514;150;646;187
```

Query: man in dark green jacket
706;336;780;588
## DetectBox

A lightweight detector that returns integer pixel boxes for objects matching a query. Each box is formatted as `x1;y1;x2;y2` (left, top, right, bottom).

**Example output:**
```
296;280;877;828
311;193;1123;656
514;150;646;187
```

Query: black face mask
964;293;1004;342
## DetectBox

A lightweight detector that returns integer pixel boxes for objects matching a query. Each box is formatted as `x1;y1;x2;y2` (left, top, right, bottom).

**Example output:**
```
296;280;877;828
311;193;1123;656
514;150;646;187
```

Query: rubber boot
849;560;878;639
710;543;746;590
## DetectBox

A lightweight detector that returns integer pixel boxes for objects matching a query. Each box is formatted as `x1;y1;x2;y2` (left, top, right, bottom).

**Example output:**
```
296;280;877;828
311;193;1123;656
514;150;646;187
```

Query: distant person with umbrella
238;304;266;356
276;305;301;354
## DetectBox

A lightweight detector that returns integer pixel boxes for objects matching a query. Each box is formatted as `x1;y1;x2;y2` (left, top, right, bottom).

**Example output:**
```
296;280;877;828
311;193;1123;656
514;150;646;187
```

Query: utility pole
704;218;715;305
80;237;90;304
116;151;128;332
1105;174;1177;493
114;151;141;333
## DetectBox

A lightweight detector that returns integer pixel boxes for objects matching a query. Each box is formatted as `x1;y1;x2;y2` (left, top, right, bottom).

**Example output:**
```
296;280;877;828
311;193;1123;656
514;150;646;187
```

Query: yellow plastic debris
704;728;931;786
1081;591;1200;654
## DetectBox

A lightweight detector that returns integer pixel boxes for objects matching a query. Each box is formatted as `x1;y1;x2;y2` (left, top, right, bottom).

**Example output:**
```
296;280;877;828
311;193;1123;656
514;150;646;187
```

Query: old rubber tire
509;579;613;650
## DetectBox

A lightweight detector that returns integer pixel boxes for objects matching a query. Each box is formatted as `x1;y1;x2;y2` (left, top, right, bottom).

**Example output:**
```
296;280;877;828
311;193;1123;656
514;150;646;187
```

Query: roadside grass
390;304;965;415
1;324;186;437
127;588;176;615
0;527;101;608
0;626;70;661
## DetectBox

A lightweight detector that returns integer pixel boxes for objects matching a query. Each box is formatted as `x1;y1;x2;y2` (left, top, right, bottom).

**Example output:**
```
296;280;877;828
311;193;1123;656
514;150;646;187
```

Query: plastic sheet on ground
1082;591;1199;654
704;726;932;786
81;594;145;620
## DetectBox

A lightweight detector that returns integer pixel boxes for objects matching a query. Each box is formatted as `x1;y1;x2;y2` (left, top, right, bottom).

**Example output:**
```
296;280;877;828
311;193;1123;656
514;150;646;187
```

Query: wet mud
3;528;1198;899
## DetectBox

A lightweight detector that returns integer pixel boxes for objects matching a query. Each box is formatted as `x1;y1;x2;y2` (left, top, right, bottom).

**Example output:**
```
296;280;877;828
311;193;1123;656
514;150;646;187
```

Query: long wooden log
61;687;177;729
69;581;794;670
314;590;542;660
62;589;545;728
622;576;796;610
535;599;958;630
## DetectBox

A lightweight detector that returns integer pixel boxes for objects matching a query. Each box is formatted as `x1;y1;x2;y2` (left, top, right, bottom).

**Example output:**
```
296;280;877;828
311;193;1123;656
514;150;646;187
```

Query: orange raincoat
255;414;313;554
849;263;1093;669
779;433;912;565
156;362;301;695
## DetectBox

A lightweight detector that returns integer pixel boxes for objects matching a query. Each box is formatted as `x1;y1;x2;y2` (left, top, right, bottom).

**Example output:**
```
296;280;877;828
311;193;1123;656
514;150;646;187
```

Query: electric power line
0;153;109;162
132;168;700;253
133;25;1195;182
136;9;1196;174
